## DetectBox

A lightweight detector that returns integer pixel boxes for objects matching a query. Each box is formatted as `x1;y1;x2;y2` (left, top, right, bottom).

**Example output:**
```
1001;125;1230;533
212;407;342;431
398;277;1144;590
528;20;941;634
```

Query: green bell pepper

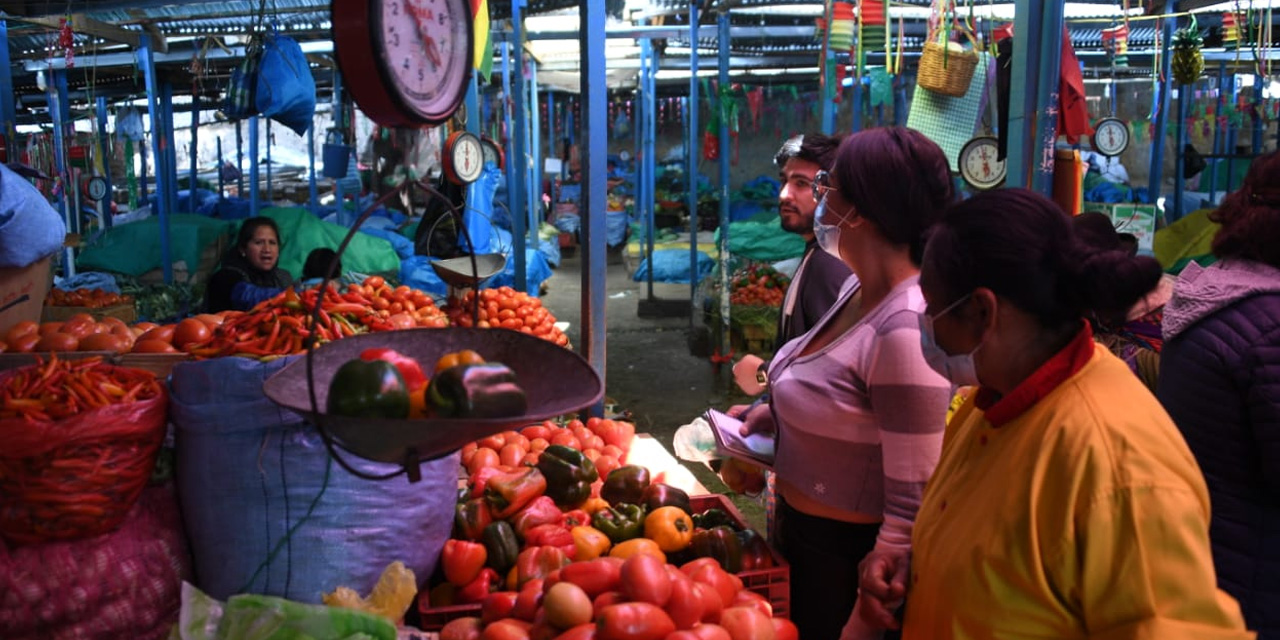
690;525;743;573
326;358;410;419
600;465;651;507
692;508;739;531
536;444;599;509
426;363;527;418
591;503;646;543
481;520;520;575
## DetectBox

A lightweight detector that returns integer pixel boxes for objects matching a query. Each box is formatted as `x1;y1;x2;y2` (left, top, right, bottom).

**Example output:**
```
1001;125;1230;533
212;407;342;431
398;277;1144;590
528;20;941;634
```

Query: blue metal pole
641;36;655;298
1173;84;1189;221
139;40;172;283
139;138;149;202
465;72;481;135
1029;1;1065;196
266;119;273;204
1148;2;1176;209
307;124;318;214
1007;0;1044;189
161;82;177;216
189;96;199;196
851;74;863;133
0;21;16;155
249;116;260;217
821;2;835;134
235;121;244;195
510;0;529;292
528;57;541;244
687;1;700;323
580;0;608;413
1252;73;1264;154
217;136;225;196
1209;61;1228;201
501;43;516;220
547;91;556;176
895;76;908;127
48;69;74;277
96;97;114;229
717;11;732;359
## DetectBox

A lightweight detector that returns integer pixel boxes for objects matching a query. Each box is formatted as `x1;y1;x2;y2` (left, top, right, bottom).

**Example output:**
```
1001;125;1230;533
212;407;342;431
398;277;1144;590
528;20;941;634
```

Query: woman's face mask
813;195;857;261
918;293;984;387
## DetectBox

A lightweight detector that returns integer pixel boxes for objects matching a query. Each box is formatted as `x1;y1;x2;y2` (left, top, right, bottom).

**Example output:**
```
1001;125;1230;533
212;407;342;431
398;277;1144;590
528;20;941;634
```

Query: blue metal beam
1030;0;1065;196
1148;1;1176;209
217;136;225;196
580;0;608;414
235;121;244;195
266;119;274;204
510;0;529;292
1007;0;1044;190
820;2;835;134
139;39;172;283
717;11;732;360
307;123;318;214
687;2;700;325
528;57;541;249
49;69;74;277
641;35;655;299
1173;82;1190;221
160;82;177;216
189;95;199;197
0;21;16;151
465;72;480;136
1252;73;1264;154
502;43;516;224
96;97;114;229
249;115;260;217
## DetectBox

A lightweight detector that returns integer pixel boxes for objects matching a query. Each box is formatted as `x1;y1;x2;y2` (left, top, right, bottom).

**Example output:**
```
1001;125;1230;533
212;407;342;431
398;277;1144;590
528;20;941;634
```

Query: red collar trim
974;324;1096;427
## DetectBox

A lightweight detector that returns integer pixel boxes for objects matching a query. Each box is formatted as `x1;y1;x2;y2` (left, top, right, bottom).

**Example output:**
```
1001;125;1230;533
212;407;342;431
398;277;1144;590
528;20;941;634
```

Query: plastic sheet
171;582;396;640
255;33;317;136
170;357;458;603
0;164;67;269
632;249;715;284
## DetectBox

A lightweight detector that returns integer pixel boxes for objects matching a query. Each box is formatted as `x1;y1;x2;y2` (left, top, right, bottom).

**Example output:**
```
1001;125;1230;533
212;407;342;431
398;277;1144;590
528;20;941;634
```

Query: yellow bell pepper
571;525;612;561
506;565;519;591
581;497;611;515
435;349;485;374
608;538;667;563
643;506;694;553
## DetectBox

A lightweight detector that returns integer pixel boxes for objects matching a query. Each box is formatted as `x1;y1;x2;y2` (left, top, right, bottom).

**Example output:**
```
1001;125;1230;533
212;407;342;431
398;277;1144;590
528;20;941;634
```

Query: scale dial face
375;0;472;123
1092;117;1130;157
480;135;504;170
445;131;485;184
85;176;108;201
958;136;1007;191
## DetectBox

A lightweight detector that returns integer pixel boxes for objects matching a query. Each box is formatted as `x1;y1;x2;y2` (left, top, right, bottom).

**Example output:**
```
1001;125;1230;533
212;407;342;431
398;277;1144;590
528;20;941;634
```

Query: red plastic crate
416;494;790;630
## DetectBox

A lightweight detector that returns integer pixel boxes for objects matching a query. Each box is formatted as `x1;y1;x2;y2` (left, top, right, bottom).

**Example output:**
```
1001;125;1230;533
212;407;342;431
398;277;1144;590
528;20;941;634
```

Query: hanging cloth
1058;28;1094;144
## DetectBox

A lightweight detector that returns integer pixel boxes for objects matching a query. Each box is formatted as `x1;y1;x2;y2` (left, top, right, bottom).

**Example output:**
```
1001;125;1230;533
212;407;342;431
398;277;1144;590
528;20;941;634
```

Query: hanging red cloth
1058;28;1094;144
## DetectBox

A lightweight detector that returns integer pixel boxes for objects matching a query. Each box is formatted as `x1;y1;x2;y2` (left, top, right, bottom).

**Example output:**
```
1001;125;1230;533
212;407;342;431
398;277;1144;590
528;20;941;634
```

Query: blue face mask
918;293;983;387
813;196;856;261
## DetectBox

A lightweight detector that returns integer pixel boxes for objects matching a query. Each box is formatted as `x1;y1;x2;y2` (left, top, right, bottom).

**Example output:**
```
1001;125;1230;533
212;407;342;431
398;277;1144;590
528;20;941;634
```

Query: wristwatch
756;363;769;388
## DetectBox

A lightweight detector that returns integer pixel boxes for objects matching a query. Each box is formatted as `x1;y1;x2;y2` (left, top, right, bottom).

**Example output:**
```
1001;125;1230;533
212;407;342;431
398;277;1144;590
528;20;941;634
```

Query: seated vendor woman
205;217;294;313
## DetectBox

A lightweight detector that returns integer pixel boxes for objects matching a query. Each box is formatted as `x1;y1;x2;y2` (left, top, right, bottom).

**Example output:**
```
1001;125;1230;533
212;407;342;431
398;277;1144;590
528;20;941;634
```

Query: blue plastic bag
0;164;66;269
460;164;503;254
255;32;316;135
398;255;449;298
633;249;715;284
170;357;457;602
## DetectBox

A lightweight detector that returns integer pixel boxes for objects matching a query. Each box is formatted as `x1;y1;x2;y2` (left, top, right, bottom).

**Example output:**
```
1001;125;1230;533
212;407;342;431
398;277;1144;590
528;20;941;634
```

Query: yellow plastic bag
322;561;417;624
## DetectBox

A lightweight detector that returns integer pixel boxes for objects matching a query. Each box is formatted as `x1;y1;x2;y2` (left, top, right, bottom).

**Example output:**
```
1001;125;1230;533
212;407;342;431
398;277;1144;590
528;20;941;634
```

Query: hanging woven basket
918;40;979;97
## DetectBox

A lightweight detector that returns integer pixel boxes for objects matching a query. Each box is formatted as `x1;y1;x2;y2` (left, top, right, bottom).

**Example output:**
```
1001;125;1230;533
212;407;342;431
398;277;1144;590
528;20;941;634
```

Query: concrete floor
537;246;760;515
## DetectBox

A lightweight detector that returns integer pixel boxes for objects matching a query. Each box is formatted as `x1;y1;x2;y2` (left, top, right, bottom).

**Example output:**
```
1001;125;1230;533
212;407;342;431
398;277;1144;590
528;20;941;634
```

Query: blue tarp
0;164;66;269
633;249;715;284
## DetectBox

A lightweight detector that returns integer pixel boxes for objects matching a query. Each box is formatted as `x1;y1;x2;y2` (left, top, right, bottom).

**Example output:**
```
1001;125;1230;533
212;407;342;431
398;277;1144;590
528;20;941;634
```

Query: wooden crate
41;302;137;324
116;352;194;378
0;351;115;372
415;493;789;630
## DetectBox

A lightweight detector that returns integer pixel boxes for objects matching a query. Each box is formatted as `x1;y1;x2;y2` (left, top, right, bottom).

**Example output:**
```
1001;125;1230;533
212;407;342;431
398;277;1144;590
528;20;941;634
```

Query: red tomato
60;318;96;340
512;582;544;622
521;425;552;441
581;448;601;463
559;558;622;599
466;447;501;475
173;318;211;348
461;442;479;466
481;591;520;626
730;591;772;618
691;583;724;624
688;624;732;640
364;275;386;289
718;607;776;640
591;591;627;612
770;618;799;640
481;620;532;640
35;332;79;352
595;603;676;640
37;321;64;336
688;565;740;609
138;325;175;344
571;425;592;442
593;455;621;479
581;435;605;452
78;332;125;352
440;617;483;640
663;574;703;630
551;623;597;640
620;554;671;607
4;320;38;344
521;452;542;466
7;332;39;353
550;431;581;450
387;312;416;329
479;433;507;451
499;443;526;467
529;438;551;454
543;582;593;630
665;634;702;640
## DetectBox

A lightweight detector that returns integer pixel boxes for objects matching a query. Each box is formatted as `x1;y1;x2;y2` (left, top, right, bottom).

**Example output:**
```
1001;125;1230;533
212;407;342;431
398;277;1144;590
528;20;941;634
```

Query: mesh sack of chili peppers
0;355;168;545
0;485;191;640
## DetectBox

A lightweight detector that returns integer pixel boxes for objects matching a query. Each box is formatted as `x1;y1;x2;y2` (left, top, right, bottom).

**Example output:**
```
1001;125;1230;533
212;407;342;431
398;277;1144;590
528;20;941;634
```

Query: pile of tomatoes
444;287;570;347
727;266;789;308
2;315;153;354
45;288;133;309
462;418;636;480
437;553;797;640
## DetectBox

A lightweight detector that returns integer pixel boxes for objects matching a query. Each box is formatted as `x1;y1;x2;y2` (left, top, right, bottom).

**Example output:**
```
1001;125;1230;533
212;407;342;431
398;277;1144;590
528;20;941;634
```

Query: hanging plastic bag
223;42;262;121
255;30;317;135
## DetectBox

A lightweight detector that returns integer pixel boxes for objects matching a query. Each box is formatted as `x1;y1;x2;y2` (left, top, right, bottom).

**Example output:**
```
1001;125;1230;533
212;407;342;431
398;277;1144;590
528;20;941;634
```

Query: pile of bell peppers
326;349;527;420
434;455;776;608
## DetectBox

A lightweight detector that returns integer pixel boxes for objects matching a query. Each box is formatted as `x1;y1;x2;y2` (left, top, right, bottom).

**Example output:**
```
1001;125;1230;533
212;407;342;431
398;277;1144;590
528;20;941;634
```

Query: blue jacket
1159;259;1280;639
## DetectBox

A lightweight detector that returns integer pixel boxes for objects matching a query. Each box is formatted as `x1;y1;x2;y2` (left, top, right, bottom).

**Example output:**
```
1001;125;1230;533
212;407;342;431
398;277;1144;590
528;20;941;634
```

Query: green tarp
258;207;400;277
77;214;233;277
716;214;807;263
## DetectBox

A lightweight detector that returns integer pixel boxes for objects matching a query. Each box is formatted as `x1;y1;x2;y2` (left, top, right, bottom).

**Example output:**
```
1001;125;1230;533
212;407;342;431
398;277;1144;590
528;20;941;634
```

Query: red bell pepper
360;348;427;391
510;495;564;539
514;545;570;590
562;509;591;528
469;466;508;499
443;539;489;586
455;498;493;541
525;523;577;559
484;467;547;519
456;567;499;604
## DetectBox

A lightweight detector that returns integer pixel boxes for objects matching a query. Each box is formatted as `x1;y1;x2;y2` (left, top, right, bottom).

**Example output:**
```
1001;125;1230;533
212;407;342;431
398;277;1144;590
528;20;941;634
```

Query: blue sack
171;357;457;602
0;164;66;269
399;255;449;298
256;32;316;135
633;249;715;284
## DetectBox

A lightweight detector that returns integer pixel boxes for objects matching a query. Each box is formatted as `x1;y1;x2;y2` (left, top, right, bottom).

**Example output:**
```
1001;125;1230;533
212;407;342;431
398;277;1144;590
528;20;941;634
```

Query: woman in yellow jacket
851;188;1252;640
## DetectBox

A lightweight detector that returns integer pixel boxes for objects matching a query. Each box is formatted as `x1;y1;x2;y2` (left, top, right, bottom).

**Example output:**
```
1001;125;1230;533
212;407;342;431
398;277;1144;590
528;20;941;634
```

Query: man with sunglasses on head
733;133;854;394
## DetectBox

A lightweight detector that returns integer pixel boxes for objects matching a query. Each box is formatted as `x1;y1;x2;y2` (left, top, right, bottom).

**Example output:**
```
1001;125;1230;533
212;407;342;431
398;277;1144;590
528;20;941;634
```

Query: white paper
703;409;776;469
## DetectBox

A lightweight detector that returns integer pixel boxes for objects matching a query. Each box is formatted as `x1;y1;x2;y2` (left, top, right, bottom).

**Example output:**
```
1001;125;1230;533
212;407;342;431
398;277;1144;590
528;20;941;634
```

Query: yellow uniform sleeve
1064;485;1253;640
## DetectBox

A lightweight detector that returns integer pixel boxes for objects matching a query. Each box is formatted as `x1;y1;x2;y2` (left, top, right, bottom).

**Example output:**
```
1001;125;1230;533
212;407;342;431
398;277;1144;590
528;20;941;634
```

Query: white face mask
918;293;983;387
813;196;854;261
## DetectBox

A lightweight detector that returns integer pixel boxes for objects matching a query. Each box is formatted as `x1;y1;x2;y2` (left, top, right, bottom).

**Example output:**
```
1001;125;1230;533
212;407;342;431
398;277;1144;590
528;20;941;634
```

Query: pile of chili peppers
0;355;163;421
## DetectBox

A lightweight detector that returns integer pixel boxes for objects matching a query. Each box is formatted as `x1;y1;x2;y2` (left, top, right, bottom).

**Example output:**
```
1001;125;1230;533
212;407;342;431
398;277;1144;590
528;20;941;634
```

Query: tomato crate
416;494;789;630
689;493;790;619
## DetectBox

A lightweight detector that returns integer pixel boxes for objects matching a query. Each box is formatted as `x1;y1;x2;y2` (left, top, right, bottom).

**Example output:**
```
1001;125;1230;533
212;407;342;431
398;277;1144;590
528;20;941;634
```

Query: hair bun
1063;246;1163;321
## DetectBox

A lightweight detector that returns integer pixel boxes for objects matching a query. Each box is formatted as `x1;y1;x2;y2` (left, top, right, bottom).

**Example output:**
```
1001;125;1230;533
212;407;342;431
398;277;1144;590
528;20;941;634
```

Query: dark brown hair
925;188;1163;330
829;127;955;264
774;133;845;171
1210;150;1280;268
236;216;281;252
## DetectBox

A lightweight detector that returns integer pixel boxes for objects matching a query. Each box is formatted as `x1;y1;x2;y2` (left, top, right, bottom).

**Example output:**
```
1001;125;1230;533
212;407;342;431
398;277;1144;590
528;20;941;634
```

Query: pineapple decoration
1171;17;1204;86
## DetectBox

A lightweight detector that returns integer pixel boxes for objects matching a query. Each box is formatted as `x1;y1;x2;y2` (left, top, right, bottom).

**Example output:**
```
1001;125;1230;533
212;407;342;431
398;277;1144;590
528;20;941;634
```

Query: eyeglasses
812;170;837;201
